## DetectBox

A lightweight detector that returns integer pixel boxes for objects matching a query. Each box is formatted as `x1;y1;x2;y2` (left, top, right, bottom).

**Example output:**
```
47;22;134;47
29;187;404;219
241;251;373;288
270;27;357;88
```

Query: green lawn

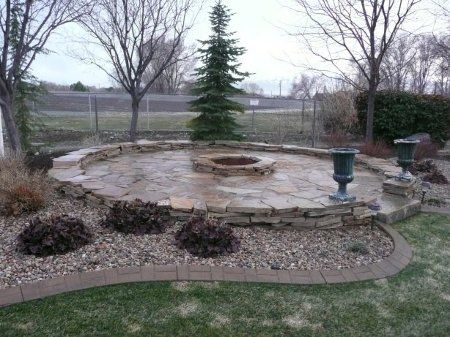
39;110;313;134
1;213;449;337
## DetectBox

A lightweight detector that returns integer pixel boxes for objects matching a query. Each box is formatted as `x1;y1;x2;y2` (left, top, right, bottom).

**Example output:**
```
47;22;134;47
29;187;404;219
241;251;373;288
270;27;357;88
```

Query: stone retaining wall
168;197;374;230
49;140;405;229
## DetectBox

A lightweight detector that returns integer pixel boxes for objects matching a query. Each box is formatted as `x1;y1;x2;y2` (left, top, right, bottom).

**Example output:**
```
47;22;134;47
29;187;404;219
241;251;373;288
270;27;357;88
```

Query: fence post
147;96;150;131
88;95;93;131
251;107;256;134
311;99;316;148
94;95;99;133
301;99;305;132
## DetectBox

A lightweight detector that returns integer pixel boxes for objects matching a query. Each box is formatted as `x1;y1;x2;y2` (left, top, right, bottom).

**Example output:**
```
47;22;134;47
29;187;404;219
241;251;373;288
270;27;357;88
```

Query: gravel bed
0;193;394;289
413;159;450;206
430;159;450;202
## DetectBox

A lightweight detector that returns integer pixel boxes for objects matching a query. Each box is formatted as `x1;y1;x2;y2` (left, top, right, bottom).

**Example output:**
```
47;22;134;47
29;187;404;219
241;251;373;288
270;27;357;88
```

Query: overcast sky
30;0;447;95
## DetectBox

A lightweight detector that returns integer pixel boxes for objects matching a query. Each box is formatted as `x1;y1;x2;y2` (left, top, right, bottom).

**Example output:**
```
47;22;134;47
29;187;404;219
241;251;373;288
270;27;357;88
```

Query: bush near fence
356;91;450;145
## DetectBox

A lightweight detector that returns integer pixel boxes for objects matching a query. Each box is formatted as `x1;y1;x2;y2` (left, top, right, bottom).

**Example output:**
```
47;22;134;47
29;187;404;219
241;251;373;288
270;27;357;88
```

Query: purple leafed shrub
174;217;241;258
17;215;92;257
423;170;449;185
103;199;167;235
410;159;437;175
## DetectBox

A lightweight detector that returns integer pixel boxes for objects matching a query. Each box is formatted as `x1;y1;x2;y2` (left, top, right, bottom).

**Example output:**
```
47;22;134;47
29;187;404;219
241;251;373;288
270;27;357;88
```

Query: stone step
437;149;450;158
375;194;421;224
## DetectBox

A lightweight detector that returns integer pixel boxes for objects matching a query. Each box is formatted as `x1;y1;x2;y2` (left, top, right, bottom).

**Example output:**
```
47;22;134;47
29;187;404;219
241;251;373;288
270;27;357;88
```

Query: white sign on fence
250;99;259;106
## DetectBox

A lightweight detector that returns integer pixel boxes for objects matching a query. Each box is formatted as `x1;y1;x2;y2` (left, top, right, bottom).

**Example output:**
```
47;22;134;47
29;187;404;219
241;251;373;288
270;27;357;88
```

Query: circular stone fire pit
193;154;276;176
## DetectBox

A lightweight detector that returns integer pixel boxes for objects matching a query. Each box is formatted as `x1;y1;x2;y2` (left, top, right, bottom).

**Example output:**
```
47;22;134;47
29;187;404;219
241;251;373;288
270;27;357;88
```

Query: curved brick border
0;223;412;308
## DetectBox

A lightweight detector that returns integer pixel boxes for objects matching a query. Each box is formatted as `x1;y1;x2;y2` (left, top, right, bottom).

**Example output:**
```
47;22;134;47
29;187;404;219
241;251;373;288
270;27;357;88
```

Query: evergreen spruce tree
188;1;249;141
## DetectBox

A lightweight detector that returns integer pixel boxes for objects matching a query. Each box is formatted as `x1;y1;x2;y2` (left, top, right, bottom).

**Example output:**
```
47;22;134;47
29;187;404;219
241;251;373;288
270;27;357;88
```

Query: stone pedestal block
383;178;417;198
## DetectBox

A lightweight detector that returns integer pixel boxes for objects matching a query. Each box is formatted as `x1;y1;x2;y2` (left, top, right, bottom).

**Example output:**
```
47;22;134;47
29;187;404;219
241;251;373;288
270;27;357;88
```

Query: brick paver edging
0;224;412;308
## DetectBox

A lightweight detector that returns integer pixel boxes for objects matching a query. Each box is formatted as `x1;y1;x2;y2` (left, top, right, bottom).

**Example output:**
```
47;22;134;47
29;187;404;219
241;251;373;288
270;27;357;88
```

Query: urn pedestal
329;148;360;202
394;139;420;182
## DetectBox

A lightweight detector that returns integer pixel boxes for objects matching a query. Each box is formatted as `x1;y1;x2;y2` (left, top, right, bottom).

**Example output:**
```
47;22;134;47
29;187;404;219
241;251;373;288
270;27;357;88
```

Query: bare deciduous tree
144;38;196;94
433;34;450;96
410;35;435;93
241;82;264;96
380;34;417;91
288;74;321;99
79;0;199;141
0;0;90;152
379;33;449;96
290;0;421;141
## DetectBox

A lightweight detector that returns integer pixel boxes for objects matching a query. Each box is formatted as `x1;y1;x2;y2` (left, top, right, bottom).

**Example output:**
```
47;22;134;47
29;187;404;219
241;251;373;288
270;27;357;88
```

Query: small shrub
321;91;358;134
0;154;51;216
324;131;351;148
174;217;241;258
426;198;447;207
17;214;92;256
410;159;437;175
423;169;449;185
81;133;102;147
103;199;167;235
346;241;369;254
414;140;439;161
358;140;393;158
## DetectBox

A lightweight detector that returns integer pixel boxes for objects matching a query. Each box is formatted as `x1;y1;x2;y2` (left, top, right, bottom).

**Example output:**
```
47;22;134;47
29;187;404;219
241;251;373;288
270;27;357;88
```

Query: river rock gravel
0;193;394;289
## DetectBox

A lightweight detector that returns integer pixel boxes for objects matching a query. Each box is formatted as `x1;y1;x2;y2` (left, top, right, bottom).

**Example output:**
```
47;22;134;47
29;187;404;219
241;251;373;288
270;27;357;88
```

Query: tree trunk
0;93;22;153
129;98;140;142
365;82;377;143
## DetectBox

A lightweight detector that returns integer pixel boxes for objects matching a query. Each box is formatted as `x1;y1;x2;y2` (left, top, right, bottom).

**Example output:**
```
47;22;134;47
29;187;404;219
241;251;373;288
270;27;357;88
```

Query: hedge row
356;91;450;145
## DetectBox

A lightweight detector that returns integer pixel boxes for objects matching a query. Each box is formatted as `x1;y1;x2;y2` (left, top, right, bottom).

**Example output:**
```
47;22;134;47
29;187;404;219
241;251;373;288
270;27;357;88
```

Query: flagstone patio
49;141;421;229
84;148;383;204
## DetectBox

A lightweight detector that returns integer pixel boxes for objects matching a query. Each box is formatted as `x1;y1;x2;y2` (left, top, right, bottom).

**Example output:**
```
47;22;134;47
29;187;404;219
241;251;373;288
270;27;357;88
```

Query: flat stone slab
376;194;421;224
227;200;273;214
170;197;194;212
92;186;130;199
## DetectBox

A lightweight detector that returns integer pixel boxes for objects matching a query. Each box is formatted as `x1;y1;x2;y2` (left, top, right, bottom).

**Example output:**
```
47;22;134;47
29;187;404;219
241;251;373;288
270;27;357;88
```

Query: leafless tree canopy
292;0;420;87
380;34;417;91
379;33;449;96
288;74;321;99
290;0;421;141
143;38;196;94
241;82;264;96
0;0;91;152
79;0;199;140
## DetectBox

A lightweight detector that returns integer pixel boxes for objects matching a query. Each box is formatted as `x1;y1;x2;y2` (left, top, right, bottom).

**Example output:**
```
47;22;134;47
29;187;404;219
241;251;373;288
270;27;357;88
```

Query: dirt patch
176;301;199;317
25;150;68;172
282;314;322;330
211;313;231;327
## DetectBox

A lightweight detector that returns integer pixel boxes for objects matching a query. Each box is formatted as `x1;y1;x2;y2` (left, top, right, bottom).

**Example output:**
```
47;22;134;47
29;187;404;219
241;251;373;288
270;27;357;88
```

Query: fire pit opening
193;154;276;176
212;157;260;166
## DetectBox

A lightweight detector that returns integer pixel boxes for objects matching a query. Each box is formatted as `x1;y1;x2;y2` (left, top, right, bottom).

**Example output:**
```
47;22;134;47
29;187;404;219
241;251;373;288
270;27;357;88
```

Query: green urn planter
394;139;420;181
329;148;360;202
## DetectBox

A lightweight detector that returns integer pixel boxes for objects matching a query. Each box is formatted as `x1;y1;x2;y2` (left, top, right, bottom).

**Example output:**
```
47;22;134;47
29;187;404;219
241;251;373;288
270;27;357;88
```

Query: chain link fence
34;92;325;146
